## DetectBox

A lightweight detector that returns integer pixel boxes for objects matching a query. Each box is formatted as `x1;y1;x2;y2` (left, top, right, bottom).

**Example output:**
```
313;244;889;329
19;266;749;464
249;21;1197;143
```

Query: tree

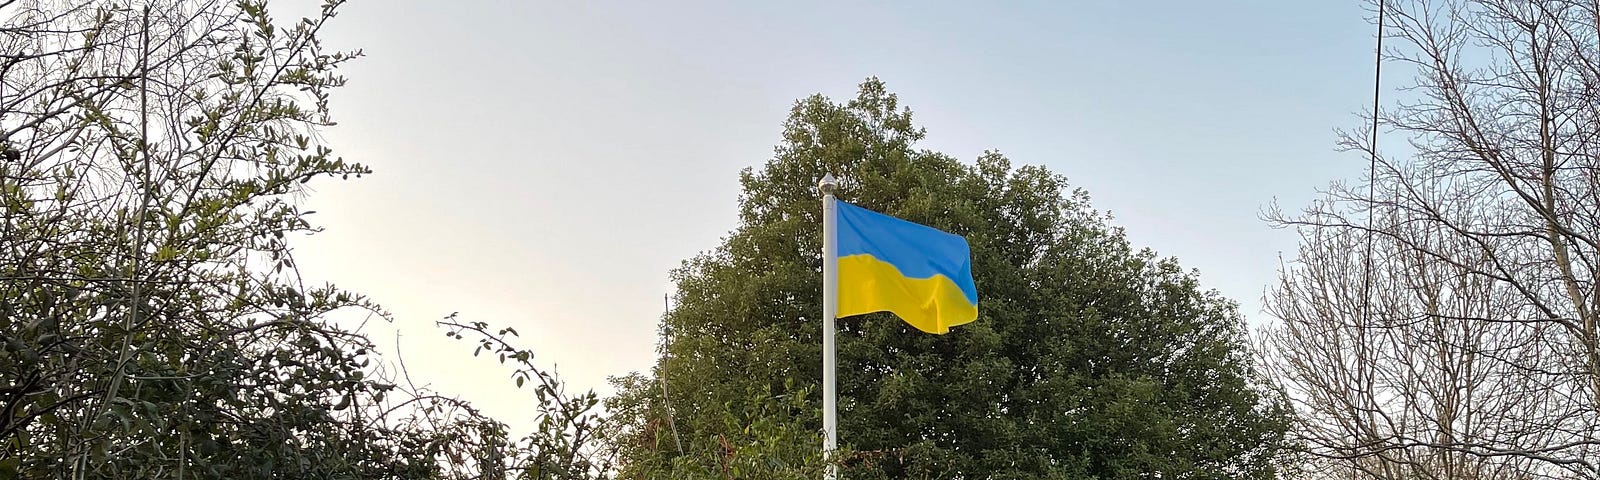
1262;212;1565;478
611;78;1291;479
0;1;531;478
1262;0;1600;477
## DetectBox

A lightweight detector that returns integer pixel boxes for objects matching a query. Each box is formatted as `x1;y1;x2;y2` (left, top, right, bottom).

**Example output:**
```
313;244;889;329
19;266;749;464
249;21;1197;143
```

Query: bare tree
1263;0;1600;478
1265;197;1576;479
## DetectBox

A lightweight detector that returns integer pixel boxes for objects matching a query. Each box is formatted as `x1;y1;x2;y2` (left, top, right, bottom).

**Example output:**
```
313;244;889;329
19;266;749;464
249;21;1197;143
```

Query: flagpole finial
819;173;838;196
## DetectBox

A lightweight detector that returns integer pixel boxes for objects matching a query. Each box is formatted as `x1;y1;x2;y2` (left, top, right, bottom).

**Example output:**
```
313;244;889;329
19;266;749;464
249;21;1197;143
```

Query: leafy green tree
612;78;1291;479
0;1;517;478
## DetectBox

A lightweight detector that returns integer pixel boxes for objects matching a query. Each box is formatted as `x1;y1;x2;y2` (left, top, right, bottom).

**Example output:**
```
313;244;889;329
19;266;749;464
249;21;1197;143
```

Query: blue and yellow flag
835;201;978;334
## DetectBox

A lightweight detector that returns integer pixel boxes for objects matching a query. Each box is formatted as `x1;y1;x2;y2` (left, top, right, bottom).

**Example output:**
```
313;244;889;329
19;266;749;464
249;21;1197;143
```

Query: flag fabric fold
834;201;978;334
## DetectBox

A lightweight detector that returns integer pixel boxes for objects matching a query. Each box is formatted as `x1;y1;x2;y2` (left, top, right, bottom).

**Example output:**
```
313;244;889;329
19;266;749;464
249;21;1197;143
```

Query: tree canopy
611;79;1291;479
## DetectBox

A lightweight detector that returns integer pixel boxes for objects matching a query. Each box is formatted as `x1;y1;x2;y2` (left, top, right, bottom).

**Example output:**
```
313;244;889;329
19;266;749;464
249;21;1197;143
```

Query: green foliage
607;375;827;479
612;78;1292;478
0;1;500;478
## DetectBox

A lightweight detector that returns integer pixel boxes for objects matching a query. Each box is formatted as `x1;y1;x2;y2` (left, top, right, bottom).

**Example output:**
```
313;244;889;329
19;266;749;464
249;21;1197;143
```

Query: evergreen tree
611;79;1290;479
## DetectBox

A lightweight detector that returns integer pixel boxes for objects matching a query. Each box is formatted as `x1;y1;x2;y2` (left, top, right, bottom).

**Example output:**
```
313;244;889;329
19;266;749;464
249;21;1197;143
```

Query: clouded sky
288;1;1379;430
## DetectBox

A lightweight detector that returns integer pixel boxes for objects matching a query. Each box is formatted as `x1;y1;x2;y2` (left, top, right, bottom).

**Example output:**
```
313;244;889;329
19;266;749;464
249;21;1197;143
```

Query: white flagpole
819;173;839;480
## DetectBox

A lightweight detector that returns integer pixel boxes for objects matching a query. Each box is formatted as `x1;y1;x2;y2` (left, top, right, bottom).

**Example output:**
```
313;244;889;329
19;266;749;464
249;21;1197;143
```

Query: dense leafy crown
609;79;1290;479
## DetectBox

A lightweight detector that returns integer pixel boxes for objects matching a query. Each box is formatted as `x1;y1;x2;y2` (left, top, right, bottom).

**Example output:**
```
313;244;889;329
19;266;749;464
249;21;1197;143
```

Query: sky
285;1;1382;431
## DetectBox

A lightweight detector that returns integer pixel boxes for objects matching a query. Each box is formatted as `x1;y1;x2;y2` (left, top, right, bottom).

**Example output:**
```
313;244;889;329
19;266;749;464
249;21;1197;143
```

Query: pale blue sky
290;1;1379;427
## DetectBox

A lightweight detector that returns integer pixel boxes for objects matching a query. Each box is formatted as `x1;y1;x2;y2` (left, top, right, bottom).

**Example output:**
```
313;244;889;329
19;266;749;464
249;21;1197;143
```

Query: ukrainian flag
835;201;978;334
